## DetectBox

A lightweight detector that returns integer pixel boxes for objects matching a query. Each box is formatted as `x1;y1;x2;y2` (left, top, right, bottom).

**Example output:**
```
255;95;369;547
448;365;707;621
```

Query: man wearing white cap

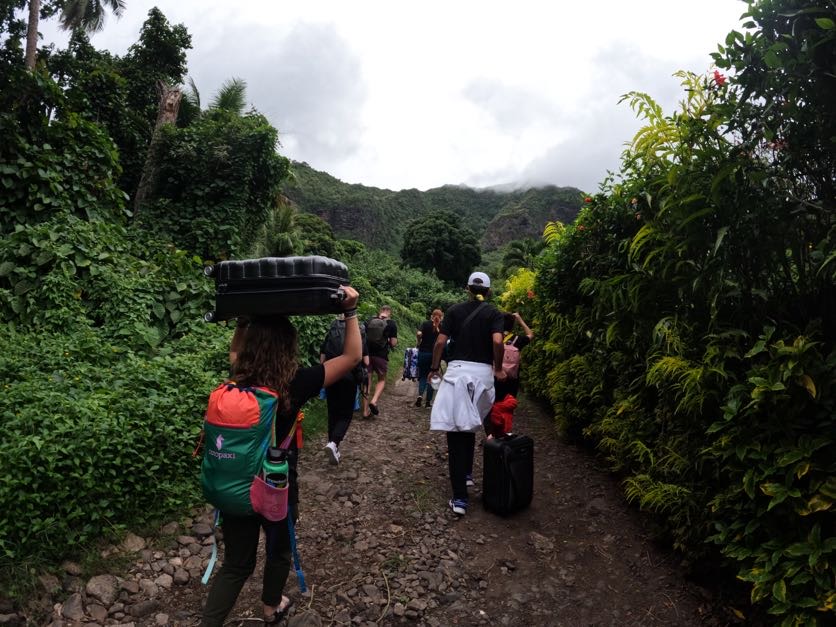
428;271;506;516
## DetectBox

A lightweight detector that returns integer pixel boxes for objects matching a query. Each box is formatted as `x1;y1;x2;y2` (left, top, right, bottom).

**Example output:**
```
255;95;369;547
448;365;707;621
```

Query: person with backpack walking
495;312;534;402
428;272;505;516
320;313;369;464
415;308;443;408
201;286;362;626
363;305;398;417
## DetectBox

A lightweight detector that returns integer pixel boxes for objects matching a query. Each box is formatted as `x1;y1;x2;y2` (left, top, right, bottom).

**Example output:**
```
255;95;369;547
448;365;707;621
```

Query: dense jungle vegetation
0;3;463;599
0;0;833;623
510;1;835;623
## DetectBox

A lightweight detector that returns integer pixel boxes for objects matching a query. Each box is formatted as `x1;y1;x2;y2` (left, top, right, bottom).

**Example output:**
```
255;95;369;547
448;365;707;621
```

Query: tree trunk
24;0;41;70
133;81;182;218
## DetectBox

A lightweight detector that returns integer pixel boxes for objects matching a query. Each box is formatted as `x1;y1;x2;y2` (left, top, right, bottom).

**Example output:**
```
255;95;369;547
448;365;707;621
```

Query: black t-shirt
365;318;398;359
440;301;504;365
273;364;325;442
418;320;439;352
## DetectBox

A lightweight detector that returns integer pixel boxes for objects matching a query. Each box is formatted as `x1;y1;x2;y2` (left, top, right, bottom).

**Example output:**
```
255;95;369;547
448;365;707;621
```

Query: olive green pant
201;513;291;626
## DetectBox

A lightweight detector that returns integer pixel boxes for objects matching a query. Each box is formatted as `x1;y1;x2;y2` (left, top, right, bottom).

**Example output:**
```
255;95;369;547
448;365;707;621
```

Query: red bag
488;394;518;438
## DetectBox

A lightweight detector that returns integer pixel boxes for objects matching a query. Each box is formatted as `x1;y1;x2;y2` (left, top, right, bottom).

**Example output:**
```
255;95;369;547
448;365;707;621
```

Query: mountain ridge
282;162;584;253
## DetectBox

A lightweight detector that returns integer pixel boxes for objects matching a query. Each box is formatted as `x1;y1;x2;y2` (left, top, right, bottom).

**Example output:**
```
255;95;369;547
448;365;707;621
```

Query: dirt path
143;377;721;626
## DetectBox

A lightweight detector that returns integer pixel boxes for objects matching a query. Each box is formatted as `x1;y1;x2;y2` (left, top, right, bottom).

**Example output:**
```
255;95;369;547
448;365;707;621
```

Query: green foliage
210;76;247;115
497;267;536;320
0;212;214;348
0;67;126;232
0;323;230;571
59;0;126;33
341;245;461;333
518;1;835;622
500;238;545;278
250;199;302;258
139;108;291;260
400;210;481;286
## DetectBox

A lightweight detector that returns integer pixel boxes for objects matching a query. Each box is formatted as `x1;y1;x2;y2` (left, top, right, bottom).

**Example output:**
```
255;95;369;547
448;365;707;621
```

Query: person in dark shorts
202;287;362;626
363;305;398;417
415;308;443;407
428;272;505;516
320;313;369;464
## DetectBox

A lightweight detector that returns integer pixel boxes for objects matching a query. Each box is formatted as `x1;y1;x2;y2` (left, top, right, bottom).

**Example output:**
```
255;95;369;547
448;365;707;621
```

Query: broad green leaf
0;261;14;277
815;17;835;29
772;579;787;603
806;494;832;513
797;374;816;399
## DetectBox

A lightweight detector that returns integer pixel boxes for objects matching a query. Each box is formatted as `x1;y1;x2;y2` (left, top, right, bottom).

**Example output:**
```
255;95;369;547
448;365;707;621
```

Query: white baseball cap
467;271;491;288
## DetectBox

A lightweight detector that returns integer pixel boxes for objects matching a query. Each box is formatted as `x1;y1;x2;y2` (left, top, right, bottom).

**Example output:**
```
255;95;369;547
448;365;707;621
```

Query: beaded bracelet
343;308;358;319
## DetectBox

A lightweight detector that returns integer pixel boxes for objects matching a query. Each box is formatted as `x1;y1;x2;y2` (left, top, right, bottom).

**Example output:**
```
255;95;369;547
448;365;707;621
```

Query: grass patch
409;482;434;514
301;396;328;439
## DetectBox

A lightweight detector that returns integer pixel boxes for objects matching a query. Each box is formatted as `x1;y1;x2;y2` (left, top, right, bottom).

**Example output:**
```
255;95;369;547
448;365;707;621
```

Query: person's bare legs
370;376;386;406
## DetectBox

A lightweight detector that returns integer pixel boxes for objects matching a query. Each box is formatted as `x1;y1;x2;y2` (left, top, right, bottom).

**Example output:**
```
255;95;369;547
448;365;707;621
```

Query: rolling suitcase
203;255;350;322
483;434;534;515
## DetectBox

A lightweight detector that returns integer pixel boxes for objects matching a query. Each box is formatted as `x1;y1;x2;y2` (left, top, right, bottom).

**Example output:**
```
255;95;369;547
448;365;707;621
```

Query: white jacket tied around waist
429;360;495;432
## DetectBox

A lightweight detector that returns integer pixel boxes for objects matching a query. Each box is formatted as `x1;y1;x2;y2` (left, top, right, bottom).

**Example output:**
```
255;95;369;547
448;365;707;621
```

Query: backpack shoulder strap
460;302;488;332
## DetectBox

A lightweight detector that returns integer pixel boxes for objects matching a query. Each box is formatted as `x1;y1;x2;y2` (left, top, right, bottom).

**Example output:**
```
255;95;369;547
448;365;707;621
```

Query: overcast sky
41;0;746;193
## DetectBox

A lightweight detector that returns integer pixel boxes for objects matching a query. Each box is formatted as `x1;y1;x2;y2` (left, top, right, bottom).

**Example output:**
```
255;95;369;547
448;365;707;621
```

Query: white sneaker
325;441;340;465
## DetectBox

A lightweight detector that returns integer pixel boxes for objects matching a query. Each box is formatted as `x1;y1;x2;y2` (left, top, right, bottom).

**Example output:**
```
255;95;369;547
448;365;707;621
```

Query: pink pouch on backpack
249;475;289;521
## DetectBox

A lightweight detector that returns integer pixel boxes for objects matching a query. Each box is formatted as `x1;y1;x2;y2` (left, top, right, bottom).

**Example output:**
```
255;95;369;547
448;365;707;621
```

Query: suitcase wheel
203;311;216;323
203;265;215;278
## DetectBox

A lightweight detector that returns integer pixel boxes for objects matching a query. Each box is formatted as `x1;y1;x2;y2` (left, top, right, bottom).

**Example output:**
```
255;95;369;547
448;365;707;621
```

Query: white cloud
38;0;746;192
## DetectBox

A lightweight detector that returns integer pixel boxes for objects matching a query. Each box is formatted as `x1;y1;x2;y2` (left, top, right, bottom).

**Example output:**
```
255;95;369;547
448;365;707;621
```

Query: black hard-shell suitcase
483;434;534;516
203;255;349;321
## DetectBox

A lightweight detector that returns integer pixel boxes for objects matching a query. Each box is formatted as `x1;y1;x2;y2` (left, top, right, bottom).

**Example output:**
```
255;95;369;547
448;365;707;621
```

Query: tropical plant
210;76;247;115
59;0;126;33
400;209;481;286
518;0;835;622
500;238;545;276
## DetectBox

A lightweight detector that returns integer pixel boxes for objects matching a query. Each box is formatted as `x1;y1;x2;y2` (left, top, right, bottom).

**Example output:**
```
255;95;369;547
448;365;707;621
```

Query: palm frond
211;78;247;115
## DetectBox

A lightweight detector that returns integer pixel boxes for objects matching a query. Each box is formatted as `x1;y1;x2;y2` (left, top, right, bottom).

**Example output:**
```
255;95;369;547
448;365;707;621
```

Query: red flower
584;196;592;203
578;224;586;231
526;290;535;300
713;70;726;87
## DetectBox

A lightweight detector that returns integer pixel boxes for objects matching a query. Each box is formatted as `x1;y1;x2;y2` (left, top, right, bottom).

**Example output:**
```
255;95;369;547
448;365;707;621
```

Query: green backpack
200;382;279;516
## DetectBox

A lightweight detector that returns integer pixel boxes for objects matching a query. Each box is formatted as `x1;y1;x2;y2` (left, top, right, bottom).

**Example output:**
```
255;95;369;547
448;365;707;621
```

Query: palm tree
24;0;126;70
210;78;247;115
251;196;301;258
502;238;546;275
59;0;126;32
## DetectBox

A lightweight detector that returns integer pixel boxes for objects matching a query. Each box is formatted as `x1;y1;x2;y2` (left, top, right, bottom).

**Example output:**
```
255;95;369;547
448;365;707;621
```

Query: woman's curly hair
232;316;298;410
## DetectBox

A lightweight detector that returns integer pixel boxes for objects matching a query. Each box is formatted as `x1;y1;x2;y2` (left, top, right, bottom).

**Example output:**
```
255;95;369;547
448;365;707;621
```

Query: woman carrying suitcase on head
203;286;362;626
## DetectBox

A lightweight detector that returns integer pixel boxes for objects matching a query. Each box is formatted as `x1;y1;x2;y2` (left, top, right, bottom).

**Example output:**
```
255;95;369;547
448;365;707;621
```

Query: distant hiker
201;287;362;627
495;312;534;402
320;313;370;464
415;308;443;408
363;305;398;417
429;272;505;516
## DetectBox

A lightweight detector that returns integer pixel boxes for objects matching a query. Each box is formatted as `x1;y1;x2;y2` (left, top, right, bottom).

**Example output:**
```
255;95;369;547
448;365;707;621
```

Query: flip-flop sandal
264;596;292;625
369;403;379;415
